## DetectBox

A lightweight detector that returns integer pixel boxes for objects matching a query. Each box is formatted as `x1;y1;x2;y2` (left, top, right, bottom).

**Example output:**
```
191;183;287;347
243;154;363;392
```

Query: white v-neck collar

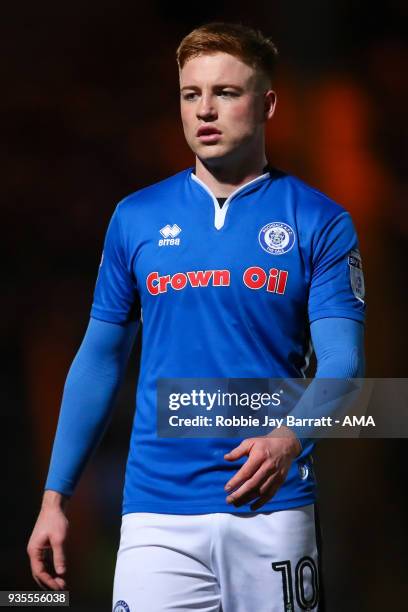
190;170;270;230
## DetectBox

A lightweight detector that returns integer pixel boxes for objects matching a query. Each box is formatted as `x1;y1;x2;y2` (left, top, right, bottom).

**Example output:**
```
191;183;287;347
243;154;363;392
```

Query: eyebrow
180;84;244;92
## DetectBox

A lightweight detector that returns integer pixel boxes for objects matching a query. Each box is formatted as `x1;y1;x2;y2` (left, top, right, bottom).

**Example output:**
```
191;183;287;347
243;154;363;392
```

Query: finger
33;576;46;591
230;489;260;507
224;439;253;461
226;463;275;505
33;568;64;591
224;451;265;492
50;540;66;576
38;572;64;591
232;473;277;507
29;549;48;586
250;480;283;511
54;577;67;590
258;473;278;495
29;548;63;591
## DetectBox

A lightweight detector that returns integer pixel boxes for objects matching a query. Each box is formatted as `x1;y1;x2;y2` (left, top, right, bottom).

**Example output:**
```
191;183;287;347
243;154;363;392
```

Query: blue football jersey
91;167;365;514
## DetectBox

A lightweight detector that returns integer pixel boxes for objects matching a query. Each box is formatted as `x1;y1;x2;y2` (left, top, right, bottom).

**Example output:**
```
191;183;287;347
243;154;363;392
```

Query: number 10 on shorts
272;556;319;611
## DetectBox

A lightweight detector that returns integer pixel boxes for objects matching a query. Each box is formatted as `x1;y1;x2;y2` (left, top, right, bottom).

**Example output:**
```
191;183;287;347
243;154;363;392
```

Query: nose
196;94;217;121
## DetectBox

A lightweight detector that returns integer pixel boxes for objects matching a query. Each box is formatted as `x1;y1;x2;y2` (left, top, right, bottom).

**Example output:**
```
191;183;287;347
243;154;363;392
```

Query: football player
28;22;365;612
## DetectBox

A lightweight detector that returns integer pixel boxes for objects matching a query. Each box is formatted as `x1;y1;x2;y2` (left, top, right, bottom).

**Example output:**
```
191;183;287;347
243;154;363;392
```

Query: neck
195;149;268;198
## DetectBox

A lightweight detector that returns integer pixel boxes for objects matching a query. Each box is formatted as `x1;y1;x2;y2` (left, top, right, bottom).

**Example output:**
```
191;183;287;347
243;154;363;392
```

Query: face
179;52;276;166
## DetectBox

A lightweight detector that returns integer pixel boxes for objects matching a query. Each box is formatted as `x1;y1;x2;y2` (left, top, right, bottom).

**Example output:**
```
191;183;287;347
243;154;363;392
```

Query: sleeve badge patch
348;249;365;302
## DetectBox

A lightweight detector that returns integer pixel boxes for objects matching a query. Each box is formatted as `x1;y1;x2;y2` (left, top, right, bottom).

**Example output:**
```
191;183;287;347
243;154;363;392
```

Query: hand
27;498;69;591
223;426;301;511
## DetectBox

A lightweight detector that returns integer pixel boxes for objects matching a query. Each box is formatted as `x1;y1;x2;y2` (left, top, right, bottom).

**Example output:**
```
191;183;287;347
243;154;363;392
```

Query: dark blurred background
2;1;407;610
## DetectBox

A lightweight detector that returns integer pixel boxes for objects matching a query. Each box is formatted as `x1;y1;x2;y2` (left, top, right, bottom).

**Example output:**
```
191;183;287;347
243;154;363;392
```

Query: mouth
196;126;222;143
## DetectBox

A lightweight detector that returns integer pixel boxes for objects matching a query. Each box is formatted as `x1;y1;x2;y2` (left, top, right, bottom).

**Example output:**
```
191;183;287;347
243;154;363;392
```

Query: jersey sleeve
308;211;366;324
90;205;140;324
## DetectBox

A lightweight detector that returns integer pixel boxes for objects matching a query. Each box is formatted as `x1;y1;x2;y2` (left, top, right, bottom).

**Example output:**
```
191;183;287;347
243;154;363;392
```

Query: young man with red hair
28;22;365;612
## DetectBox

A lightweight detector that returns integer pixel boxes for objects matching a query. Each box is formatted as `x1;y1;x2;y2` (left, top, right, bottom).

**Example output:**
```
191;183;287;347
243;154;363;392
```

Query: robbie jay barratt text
166;415;376;428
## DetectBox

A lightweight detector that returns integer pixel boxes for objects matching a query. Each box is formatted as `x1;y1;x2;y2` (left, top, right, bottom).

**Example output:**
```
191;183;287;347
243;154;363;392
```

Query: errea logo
159;224;181;247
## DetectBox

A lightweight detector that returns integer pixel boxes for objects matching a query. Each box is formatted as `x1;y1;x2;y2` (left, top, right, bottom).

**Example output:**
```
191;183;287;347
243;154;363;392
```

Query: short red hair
176;22;279;85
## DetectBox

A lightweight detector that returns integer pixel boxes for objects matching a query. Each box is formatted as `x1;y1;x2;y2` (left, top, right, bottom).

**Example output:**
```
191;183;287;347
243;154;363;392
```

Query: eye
182;92;199;101
219;90;239;98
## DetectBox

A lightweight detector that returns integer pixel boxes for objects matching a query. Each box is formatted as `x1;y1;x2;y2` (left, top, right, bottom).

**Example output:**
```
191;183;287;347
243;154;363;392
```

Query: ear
264;90;277;121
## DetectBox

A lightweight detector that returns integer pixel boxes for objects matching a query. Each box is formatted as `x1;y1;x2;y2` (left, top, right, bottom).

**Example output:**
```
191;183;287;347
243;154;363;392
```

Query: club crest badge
113;601;130;612
348;249;365;302
298;463;309;480
259;222;296;255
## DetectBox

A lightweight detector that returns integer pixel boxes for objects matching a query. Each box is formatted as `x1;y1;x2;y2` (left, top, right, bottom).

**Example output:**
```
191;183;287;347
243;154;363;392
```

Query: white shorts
112;505;322;612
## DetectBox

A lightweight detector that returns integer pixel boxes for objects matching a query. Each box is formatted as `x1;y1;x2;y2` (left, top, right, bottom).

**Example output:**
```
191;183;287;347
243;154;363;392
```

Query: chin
194;145;232;164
